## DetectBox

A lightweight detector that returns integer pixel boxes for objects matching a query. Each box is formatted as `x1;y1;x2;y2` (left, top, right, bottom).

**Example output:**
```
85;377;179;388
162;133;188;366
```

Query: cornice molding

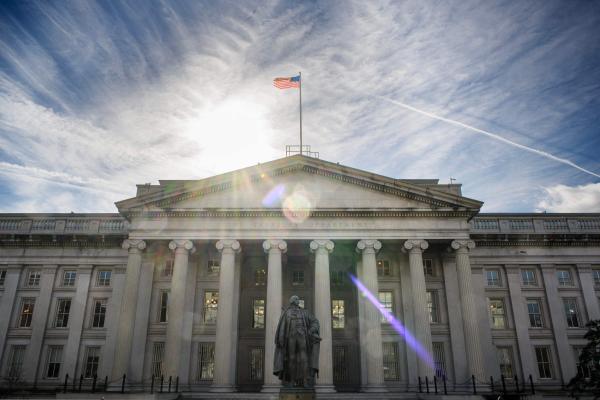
118;161;481;214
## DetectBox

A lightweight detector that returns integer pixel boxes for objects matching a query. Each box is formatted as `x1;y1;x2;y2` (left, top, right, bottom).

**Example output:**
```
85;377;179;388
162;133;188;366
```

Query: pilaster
0;265;22;364
577;264;600;321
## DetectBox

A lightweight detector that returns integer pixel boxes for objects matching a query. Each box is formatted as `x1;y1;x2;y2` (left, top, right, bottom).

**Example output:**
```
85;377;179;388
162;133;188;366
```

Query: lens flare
349;273;434;368
262;184;286;207
282;185;312;224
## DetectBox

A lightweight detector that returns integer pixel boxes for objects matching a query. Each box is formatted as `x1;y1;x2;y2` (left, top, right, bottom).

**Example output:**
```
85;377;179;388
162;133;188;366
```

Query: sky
0;0;599;213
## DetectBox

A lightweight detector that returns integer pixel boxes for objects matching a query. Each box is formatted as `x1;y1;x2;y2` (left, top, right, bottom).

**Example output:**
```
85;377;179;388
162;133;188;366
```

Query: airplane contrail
377;96;600;179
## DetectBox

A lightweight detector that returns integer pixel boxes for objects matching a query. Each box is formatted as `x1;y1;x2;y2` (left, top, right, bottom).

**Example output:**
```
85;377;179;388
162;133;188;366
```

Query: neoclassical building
0;155;599;395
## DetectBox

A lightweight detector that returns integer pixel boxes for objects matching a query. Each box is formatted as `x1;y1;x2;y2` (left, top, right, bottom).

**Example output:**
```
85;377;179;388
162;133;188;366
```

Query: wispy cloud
0;0;599;213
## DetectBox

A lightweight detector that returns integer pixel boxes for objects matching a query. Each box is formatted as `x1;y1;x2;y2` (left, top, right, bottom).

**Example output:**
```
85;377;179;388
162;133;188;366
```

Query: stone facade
0;155;599;394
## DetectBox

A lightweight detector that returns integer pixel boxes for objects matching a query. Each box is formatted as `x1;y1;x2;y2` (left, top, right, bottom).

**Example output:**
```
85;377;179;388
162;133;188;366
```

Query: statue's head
289;295;300;306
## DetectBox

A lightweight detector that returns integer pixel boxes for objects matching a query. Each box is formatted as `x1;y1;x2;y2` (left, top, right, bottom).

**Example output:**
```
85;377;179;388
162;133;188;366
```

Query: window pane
564;298;580;328
92;299;107;328
152;342;165;378
254;268;266;286
332;300;345;329
382;342;399;380
46;346;63;378
432;342;446;378
497;347;513;377
84;347;100;378
535;347;553;379
8;345;26;378
253;299;265;328
527;300;543;328
378;291;393;323
203;291;219;324
249;347;264;381
377;260;391;277
19;298;35;327
97;271;111;286
557;270;572;286
197;342;215;381
487;270;501;286
62;271;76;286
489;299;506;329
0;269;6;286
521;269;536;286
28;270;41;287
427;291;439;323
159;291;169;323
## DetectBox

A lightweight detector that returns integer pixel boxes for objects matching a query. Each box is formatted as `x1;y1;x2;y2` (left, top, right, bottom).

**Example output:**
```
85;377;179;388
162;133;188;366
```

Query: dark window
203;291;218;324
254;268;266;286
152;342;164;378
54;299;71;328
62;271;77;286
96;270;111;286
535;347;553;379
564;298;580;328
527;300;543;328
27;270;41;287
159;291;169;323
249;347;264;382
423;259;434;276
84;347;100;378
197;342;215;381
45;346;62;378
382;342;399;380
19;298;35;327
292;270;305;286
92;299;107;328
377;260;391;277
253;299;265;328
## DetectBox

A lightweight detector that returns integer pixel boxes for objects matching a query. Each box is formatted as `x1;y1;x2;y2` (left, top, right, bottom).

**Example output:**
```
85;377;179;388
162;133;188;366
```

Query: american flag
273;75;300;89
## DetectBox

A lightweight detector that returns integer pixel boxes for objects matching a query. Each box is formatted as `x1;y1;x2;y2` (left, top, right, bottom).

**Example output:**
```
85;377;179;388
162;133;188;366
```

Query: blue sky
0;0;599;213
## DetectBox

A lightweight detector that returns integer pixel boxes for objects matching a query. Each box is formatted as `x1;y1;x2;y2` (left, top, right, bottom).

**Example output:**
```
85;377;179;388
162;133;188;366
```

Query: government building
0;155;599;397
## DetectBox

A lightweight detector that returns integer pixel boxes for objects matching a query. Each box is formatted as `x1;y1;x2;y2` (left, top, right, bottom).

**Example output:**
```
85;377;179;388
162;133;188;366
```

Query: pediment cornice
116;156;483;217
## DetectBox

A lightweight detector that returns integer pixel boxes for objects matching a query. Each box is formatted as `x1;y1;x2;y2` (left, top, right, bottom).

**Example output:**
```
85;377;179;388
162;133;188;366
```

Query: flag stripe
273;75;300;89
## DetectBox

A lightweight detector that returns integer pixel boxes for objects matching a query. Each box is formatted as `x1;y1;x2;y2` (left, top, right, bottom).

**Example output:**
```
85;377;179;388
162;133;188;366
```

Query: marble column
541;265;577;383
310;239;335;392
505;265;536;381
451;239;485;381
404;239;434;379
577;264;600;321
23;265;57;382
112;239;146;380
0;265;21;366
356;239;386;392
164;239;195;379
212;239;241;392
63;266;92;379
262;239;287;392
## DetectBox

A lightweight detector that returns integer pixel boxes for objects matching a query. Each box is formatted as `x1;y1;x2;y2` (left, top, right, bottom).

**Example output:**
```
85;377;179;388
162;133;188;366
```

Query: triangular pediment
116;156;482;216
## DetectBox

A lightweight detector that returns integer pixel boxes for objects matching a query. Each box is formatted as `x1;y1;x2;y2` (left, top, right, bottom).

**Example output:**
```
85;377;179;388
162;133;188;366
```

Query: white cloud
537;183;600;213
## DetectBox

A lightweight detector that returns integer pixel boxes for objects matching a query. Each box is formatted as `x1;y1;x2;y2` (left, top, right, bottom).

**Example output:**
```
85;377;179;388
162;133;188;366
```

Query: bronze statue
273;295;321;388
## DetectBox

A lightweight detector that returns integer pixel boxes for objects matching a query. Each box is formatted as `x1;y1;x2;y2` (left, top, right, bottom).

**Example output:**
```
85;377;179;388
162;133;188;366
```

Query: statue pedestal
279;387;315;400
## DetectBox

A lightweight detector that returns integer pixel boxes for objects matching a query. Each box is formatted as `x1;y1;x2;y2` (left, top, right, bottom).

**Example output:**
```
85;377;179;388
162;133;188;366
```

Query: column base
315;384;336;393
210;384;236;392
261;383;282;393
361;384;387;393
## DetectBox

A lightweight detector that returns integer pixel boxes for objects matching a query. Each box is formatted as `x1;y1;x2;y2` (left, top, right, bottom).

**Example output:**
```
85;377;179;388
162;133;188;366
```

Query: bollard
160;375;164;393
151;375;155;394
121;374;126;394
104;376;108;392
490;376;494;392
175;376;179;393
418;376;422;393
471;374;476;395
514;375;520;393
426;376;430;393
63;374;69;393
529;374;535;395
443;374;447;395
92;374;97;393
79;374;83;392
434;375;438;394
168;376;172;393
501;374;506;395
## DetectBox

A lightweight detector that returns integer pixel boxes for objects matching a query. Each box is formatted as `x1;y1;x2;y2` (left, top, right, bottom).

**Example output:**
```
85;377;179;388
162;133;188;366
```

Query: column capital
262;239;287;253
451;239;475;252
310;240;335;253
403;239;429;252
356;239;381;254
169;239;195;253
122;239;146;252
216;239;241;253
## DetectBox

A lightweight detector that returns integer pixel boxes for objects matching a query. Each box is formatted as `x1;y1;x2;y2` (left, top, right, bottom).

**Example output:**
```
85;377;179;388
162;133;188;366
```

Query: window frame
252;299;265;329
489;298;507;329
0;269;7;286
486;269;501;287
27;269;41;287
151;342;165;378
203;291;219;325
292;270;305;286
563;298;581;328
158;290;169;323
377;259;392;277
378;291;393;323
83;346;100;379
527;299;544;328
62;270;77;287
427;290;439;323
497;346;514;378
54;298;72;328
45;345;63;379
91;298;108;328
556;269;573;286
96;270;112;287
332;299;345;329
18;297;35;328
197;342;215;381
521;269;537;287
535;346;554;379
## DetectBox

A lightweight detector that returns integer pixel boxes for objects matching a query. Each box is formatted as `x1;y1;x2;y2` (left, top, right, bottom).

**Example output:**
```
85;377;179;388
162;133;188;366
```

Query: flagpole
299;71;303;156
